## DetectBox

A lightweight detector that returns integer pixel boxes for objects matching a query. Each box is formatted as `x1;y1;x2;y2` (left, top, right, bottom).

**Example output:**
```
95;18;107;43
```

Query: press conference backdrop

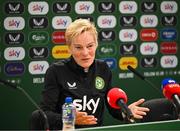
0;0;179;129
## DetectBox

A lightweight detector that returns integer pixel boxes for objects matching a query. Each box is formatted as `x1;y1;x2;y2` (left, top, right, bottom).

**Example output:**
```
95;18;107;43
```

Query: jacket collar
68;56;95;75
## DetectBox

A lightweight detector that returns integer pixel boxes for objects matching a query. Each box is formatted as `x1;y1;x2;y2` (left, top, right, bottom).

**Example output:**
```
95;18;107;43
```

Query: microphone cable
0;78;50;131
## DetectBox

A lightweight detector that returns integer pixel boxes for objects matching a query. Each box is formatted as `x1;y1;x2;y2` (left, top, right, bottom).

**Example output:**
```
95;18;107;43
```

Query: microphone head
107;87;127;109
161;78;176;90
162;83;180;100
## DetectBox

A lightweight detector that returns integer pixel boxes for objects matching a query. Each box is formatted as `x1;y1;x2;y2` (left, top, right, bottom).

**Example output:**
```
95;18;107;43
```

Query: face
69;31;97;69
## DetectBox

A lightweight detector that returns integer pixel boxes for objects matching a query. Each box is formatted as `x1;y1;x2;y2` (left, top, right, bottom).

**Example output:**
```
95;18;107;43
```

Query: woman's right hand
75;111;97;125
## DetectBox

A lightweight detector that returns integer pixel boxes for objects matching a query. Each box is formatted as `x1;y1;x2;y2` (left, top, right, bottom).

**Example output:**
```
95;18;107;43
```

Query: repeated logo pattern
1;0;179;80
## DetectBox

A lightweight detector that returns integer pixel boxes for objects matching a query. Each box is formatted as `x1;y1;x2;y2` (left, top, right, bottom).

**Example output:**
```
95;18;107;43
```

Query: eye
75;46;82;50
87;44;94;48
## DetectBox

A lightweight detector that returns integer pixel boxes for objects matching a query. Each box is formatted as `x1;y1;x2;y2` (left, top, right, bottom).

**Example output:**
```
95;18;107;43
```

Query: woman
40;19;149;129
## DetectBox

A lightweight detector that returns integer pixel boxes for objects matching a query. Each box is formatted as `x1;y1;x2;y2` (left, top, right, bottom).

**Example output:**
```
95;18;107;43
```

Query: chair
141;98;178;122
29;110;46;130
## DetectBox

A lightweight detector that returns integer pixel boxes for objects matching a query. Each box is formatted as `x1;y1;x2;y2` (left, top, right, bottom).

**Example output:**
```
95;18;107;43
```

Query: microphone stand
172;95;180;119
127;65;162;95
0;79;49;131
117;100;135;124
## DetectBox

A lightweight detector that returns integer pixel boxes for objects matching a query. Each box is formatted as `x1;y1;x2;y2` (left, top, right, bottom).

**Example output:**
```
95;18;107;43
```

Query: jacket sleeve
40;65;62;129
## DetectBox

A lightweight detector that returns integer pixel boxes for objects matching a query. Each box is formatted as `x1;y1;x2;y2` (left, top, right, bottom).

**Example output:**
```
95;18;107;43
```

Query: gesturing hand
75;111;97;125
128;98;150;119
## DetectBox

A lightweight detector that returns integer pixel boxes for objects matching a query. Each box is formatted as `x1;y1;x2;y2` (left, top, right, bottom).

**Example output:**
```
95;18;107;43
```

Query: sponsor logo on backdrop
119;72;134;79
141;2;157;13
119;57;138;70
4;79;21;84
52;31;65;44
101;58;116;69
29;17;48;29
160;55;178;68
5;32;24;45
119;29;137;42
4;17;25;30
29;31;49;45
4;47;25;61
140;42;158;55
76;16;94;22
141;56;157;68
99;30;115;42
162;16;177;26
52;45;71;59
160;1;178;14
119;1;137;14
29;61;49;75
160;42;177;54
98;2;115;13
53;2;71;13
140;15;158;27
33;77;44;84
97;15;116;28
97;44;116;57
120;16;137;27
161;28;177;40
28;1;49;15
5;2;24;14
4;62;25;76
75;1;95;14
140;29;158;41
120;44;137;55
77;15;94;22
29;47;49;59
52;16;72;29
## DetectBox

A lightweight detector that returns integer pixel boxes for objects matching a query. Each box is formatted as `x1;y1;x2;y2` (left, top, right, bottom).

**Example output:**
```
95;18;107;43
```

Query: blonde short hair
65;19;98;45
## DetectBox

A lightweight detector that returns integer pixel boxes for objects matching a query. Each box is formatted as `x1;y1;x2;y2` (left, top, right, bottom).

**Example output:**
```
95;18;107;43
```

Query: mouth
82;58;90;61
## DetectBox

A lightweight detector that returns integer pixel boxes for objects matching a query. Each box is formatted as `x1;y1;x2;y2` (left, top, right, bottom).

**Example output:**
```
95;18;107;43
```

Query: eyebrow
73;42;95;46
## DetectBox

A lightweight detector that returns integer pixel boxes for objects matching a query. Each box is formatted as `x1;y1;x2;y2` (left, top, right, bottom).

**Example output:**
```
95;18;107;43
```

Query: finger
134;107;149;114
135;110;147;116
76;111;87;117
85;119;97;125
77;120;97;125
83;117;97;124
132;109;149;119
133;114;143;119
76;116;97;125
76;115;95;121
82;115;96;119
138;107;150;112
79;115;97;122
133;99;145;106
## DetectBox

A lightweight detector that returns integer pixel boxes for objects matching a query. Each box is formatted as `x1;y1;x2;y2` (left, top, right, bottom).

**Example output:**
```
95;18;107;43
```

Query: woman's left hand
128;98;150;119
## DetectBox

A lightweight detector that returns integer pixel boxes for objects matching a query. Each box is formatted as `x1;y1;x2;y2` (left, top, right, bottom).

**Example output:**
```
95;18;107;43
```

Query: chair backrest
29;110;45;130
141;98;178;122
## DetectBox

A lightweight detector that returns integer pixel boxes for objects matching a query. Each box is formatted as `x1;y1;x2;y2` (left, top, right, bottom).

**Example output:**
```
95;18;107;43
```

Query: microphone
0;78;49;131
127;65;162;95
161;78;176;89
107;87;135;123
162;83;180;114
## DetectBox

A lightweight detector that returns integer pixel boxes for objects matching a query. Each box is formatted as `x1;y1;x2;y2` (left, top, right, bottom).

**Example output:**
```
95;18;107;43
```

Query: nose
81;47;89;56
